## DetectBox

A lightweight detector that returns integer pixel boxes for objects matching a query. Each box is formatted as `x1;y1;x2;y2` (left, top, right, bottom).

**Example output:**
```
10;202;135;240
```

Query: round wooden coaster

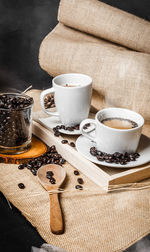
0;136;47;164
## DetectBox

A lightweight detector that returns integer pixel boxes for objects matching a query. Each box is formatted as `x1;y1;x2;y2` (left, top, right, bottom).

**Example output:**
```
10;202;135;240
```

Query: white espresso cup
40;73;92;126
80;108;144;153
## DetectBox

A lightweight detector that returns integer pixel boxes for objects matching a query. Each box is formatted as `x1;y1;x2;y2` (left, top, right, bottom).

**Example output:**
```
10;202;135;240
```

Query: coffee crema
101;117;138;130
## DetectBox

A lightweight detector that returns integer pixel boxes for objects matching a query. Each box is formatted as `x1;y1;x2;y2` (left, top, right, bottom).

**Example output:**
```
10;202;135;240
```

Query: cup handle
80;119;97;142
40;87;59;116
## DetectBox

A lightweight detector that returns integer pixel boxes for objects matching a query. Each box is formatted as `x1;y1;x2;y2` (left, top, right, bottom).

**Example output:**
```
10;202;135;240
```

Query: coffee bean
46;174;52;179
56;125;61;130
66;127;74;131
44;94;55;109
18;144;66;177
74;170;79;175
134;152;140;157
60;125;65;130
90;151;97;156
61;140;68;144
85;123;90;127
31;169;37;176
27;164;32;169
37;162;43;168
75;185;83;190
74;125;80;130
53;127;57;132
47;171;54;177
54;131;60;137
97;155;104;161
83;123;91;130
18;183;25;189
120;160;127;165
18;164;26;170
59;158;66;165
53;124;80;135
77;178;84;184
70;142;75;147
90;147;140;165
49;178;56;184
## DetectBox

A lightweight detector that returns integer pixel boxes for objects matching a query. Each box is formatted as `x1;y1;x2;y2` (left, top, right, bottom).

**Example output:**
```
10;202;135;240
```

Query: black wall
0;0;150;92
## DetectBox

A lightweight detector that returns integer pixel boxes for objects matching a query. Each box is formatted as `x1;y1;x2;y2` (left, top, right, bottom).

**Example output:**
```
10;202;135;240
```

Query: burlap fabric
39;23;150;121
1;162;150;252
58;0;150;54
0;90;150;252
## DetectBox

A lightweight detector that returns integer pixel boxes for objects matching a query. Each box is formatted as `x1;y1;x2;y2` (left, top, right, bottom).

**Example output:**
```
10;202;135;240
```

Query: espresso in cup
101;117;138;130
80;108;144;154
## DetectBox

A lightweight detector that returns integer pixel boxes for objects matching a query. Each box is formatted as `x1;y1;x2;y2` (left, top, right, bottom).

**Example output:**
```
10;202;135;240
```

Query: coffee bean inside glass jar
0;93;34;154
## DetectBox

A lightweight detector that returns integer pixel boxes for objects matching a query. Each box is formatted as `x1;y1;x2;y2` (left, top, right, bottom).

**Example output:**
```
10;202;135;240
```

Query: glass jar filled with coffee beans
0;93;34;154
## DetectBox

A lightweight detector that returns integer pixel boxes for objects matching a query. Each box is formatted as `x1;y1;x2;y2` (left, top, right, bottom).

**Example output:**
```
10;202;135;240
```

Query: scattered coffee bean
59;158;66;165
52;123;89;138
61;140;68;144
54;131;60;137
44;94;55;109
75;185;83;190
27;164;32;169
50;180;55;184
77;178;84;184
31;169;37;176
47;171;54;177
46;170;56;184
18;183;25;189
53;124;80;136
18;145;66;176
18;164;26;170
83;123;91;130
90;147;140;165
74;170;80;176
70;142;75;147
49;177;56;184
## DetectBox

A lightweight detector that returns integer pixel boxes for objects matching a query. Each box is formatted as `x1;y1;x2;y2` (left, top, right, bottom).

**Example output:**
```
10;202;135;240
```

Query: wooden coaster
0;136;47;164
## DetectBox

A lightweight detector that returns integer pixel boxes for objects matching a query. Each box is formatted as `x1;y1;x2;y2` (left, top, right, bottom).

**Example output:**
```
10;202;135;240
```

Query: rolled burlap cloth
58;0;150;54
39;23;150;121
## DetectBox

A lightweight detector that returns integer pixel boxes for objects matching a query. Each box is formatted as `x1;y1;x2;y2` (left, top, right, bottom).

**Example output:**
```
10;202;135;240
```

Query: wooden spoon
37;164;66;234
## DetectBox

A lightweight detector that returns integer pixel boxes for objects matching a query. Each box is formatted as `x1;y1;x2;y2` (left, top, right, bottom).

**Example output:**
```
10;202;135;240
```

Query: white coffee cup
80;108;144;153
40;73;92;126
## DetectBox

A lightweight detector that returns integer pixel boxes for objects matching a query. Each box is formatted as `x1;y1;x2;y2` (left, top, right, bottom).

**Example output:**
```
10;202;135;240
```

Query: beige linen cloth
0;90;150;252
39;0;150;121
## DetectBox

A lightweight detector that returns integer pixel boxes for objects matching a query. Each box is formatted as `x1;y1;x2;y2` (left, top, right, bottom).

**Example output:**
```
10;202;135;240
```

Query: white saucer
76;134;150;168
39;116;95;135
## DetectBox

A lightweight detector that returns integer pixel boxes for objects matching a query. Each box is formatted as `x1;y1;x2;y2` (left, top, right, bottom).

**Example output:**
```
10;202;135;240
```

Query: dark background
0;0;150;92
0;0;150;251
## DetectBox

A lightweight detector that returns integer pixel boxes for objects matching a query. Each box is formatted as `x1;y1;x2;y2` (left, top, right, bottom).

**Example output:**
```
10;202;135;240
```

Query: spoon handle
49;193;64;234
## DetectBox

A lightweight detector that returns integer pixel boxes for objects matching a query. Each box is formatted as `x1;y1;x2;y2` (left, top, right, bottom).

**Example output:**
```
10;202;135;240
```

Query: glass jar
0;93;34;154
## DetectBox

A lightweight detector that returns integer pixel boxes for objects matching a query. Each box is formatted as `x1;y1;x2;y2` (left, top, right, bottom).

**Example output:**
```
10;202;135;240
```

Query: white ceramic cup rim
95;108;144;132
52;73;92;89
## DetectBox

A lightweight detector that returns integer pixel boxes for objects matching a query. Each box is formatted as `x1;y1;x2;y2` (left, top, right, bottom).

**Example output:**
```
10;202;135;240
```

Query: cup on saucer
80;107;144;154
40;73;92;126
